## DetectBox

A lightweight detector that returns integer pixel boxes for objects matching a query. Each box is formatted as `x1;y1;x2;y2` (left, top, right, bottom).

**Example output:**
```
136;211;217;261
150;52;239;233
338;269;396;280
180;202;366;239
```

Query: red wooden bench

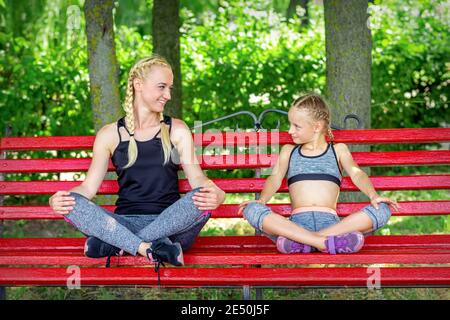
1;128;450;297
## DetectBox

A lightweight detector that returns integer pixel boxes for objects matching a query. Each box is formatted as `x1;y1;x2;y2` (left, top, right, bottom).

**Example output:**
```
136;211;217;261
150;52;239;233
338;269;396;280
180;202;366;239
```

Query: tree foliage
370;0;449;128
0;0;448;137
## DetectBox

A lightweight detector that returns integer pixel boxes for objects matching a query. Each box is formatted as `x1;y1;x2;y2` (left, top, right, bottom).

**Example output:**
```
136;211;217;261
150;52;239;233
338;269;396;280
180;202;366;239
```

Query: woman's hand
370;194;400;212
237;199;265;217
192;181;226;211
49;191;75;215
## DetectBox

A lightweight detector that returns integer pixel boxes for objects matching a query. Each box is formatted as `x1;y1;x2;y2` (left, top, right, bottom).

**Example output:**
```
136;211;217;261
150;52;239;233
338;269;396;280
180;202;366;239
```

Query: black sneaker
84;237;124;267
146;239;184;267
146;239;184;287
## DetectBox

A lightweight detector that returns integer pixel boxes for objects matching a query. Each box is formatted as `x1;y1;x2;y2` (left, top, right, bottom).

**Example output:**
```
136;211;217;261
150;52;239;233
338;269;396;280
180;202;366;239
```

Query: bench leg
242;285;251;300
0;222;4;299
255;287;263;300
253;169;264;300
0;220;4;299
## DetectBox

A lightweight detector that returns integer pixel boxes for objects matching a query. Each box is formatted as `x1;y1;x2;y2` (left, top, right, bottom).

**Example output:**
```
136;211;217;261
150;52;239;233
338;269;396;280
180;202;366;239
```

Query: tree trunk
287;0;309;29
85;0;122;131
85;0;121;206
324;0;372;203
152;0;182;118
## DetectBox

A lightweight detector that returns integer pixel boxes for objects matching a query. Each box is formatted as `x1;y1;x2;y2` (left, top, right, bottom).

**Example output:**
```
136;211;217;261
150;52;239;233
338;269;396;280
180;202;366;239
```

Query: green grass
6;286;450;300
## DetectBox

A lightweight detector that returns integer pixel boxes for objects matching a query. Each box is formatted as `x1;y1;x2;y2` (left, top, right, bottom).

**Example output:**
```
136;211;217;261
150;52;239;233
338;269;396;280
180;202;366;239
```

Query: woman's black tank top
111;116;180;215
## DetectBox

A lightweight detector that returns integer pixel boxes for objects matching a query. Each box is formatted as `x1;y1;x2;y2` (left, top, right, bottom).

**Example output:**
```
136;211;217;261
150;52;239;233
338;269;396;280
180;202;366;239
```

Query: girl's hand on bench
238;199;265;217
370;194;400;212
49;191;76;215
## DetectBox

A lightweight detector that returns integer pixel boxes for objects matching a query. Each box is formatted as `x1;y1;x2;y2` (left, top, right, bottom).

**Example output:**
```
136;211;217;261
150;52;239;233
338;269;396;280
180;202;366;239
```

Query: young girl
239;94;398;254
49;56;226;270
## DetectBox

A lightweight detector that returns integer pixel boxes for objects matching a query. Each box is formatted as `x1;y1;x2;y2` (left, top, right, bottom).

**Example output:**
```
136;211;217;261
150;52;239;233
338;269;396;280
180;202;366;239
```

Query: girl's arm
258;144;296;204
171;119;225;210
336;143;399;210
238;144;295;214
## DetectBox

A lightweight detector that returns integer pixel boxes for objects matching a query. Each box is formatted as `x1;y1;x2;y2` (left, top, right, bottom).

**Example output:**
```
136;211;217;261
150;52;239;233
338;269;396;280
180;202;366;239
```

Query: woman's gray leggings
63;188;211;256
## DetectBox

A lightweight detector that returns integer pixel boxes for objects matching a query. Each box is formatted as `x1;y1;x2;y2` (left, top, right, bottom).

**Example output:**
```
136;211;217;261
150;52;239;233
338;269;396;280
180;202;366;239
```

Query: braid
123;77;135;135
159;112;171;165
122;75;137;169
327;127;334;143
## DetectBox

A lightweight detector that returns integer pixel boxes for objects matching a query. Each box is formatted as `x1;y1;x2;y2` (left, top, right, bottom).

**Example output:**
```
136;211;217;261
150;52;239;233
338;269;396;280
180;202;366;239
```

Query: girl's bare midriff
289;180;340;210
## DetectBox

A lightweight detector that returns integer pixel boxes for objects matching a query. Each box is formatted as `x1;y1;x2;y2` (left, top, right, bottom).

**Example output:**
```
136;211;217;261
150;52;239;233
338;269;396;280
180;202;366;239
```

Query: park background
0;0;449;299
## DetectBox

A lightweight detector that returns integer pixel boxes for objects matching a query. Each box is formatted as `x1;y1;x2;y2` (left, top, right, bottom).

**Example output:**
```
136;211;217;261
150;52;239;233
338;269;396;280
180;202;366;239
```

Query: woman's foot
323;232;365;254
84;237;124;258
146;239;184;266
84;237;125;268
276;236;314;253
143;239;184;287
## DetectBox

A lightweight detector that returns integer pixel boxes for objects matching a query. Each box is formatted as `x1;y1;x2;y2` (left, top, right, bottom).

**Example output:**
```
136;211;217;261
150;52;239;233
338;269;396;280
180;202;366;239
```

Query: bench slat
0;267;449;287
1;201;449;220
2;235;449;251
2;128;450;151
1;175;449;194
2;150;450;173
1;250;450;266
2;236;449;265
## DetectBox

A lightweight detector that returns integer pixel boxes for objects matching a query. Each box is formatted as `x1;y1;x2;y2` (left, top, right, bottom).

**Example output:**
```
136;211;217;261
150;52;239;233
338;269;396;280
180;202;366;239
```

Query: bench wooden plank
0;267;449;287
2;128;450;151
1;201;449;220
0;136;95;151
1;175;449;194
1;235;449;265
1;235;449;252
2;250;450;266
2;150;450;173
197;129;450;146
0;234;450;252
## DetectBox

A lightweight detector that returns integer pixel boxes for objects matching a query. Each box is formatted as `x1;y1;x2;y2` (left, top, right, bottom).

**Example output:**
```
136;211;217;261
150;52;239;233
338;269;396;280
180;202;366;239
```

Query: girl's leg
276;210;365;254
316;212;372;236
277;211;340;253
316;202;392;237
261;213;327;250
244;203;365;254
65;192;143;256
242;202;327;250
136;188;211;243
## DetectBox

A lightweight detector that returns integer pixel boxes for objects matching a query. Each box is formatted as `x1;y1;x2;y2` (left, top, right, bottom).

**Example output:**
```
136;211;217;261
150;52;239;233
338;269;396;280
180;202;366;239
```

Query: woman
49;56;225;273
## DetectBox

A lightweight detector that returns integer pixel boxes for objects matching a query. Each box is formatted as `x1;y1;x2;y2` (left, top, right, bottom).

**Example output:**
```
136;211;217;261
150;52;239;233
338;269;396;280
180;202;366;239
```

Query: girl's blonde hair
123;55;173;168
291;93;334;142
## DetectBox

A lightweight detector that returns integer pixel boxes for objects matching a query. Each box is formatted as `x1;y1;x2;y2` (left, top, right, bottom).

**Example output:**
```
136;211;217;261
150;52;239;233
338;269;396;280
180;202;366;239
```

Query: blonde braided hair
123;55;173;168
291;93;334;142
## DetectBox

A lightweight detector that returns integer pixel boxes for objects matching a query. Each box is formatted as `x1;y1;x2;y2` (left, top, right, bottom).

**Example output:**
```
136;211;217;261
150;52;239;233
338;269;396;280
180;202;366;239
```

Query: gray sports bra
287;143;343;187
